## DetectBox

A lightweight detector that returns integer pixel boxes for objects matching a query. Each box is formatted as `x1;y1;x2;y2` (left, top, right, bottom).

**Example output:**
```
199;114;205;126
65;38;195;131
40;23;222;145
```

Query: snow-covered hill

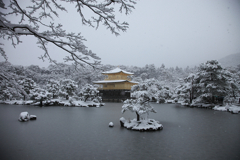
218;53;240;68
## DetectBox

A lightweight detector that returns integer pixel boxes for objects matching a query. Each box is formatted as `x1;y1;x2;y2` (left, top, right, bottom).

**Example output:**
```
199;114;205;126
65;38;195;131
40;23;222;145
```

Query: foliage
194;60;231;103
59;79;78;98
17;77;37;100
30;87;51;101
122;79;158;121
79;84;100;102
46;80;60;98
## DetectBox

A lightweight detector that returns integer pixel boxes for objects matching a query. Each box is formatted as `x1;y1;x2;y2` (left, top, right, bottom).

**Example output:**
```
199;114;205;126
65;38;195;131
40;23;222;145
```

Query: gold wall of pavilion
98;81;137;90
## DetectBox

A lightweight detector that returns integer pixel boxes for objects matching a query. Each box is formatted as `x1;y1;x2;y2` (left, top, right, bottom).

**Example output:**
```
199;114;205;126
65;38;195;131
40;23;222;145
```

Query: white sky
1;0;240;68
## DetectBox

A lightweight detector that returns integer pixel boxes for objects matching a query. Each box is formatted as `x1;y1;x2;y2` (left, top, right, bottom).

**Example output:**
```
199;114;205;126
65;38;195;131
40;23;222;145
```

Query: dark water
0;103;239;160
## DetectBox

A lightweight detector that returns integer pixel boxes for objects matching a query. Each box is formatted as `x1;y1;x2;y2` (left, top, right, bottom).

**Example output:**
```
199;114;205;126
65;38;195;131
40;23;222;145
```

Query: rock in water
120;117;126;127
109;122;114;127
19;112;30;122
30;115;37;120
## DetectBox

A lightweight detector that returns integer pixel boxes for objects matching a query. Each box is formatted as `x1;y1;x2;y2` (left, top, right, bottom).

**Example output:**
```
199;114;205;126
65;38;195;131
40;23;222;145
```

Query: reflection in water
0;103;239;160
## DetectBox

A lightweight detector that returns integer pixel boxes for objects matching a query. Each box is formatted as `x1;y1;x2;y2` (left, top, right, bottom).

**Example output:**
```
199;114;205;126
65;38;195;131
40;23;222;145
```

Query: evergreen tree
122;79;158;121
194;60;230;103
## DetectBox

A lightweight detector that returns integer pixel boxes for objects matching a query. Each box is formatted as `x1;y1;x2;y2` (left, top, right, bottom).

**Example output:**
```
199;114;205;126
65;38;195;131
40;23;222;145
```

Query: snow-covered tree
17;78;37;100
155;86;172;103
194;60;230;103
0;0;136;68
222;70;240;103
122;79;159;121
173;84;191;103
30;87;51;106
46;80;60;98
59;79;78;99
79;84;100;102
183;73;196;103
0;62;29;100
131;76;143;83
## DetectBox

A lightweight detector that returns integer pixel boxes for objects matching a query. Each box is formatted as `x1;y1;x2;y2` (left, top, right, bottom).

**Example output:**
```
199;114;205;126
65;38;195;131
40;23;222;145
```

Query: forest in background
1;60;240;104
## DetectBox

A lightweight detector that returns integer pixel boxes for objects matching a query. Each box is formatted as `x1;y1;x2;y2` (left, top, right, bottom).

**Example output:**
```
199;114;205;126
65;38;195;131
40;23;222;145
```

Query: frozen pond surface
0;103;240;160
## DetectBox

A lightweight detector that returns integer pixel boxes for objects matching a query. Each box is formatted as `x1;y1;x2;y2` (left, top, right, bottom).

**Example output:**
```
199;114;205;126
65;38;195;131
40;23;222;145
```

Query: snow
1;99;104;107
69;100;103;107
109;122;114;127
213;104;240;114
120;117;126;122
120;117;163;131
213;106;227;111
180;102;189;106
19;112;30;122
102;68;134;75
166;99;175;103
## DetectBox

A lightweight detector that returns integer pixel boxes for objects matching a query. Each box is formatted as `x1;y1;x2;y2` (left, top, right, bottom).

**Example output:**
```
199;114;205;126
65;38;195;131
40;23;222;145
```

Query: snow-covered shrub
79;84;99;102
59;79;78;99
46;80;60;98
157;98;165;103
30;87;51;106
92;96;102;103
17;78;37;100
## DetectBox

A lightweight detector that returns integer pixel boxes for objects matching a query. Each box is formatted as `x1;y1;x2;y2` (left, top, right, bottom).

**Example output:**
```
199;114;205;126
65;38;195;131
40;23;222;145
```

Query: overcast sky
1;0;240;68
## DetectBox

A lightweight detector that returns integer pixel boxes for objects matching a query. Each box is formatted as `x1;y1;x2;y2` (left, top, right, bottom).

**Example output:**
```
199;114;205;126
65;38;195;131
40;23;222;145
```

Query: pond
0;103;239;160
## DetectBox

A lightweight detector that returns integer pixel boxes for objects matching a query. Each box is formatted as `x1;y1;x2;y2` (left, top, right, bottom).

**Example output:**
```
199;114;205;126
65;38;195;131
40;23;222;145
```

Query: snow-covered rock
181;102;189;106
229;106;240;114
25;100;34;105
120;117;126;127
120;118;163;131
18;112;30;122
30;115;37;120
109;122;114;127
213;104;240;114
166;100;174;103
213;106;227;111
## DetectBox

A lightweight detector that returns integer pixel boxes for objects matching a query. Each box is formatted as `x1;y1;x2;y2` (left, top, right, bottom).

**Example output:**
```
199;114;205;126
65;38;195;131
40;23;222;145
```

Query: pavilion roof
102;68;134;75
93;80;138;84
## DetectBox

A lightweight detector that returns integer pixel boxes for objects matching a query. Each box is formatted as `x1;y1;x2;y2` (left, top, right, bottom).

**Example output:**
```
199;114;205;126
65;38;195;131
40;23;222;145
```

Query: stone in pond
19;112;30;122
30;115;37;120
109;122;114;127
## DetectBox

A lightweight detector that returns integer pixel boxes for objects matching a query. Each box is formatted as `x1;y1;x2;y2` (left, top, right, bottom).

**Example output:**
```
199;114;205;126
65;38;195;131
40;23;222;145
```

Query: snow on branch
0;0;136;68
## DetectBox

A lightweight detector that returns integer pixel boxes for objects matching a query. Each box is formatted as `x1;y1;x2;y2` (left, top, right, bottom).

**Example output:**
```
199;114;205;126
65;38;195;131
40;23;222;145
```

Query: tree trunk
84;95;89;102
40;97;43;107
232;90;235;98
189;92;192;103
211;95;214;104
136;112;140;121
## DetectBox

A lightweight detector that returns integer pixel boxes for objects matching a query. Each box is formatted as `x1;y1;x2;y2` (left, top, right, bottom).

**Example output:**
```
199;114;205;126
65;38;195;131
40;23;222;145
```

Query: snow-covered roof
102;68;134;75
93;80;138;84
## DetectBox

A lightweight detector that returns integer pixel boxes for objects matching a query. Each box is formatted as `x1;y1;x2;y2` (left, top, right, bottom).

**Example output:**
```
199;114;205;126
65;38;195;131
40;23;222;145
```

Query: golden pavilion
93;68;138;101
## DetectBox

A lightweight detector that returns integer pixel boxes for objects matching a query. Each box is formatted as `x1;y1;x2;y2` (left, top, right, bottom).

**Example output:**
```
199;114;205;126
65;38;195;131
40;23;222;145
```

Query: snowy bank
190;103;215;109
1;99;104;107
120;117;163;131
213;104;240;114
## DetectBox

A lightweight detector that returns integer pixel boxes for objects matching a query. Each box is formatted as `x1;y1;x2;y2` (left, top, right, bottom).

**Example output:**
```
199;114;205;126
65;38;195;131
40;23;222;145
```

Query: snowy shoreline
0;99;104;107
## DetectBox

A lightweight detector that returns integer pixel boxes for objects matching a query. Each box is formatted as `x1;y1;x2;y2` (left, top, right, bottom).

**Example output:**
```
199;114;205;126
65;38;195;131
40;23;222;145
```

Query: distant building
93;68;138;101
